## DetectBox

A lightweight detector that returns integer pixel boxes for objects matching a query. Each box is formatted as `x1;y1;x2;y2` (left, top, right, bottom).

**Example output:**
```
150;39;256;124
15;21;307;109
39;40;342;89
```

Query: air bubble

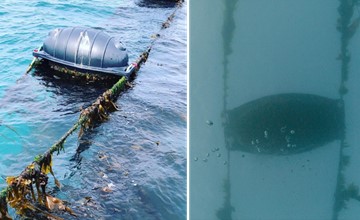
285;136;291;143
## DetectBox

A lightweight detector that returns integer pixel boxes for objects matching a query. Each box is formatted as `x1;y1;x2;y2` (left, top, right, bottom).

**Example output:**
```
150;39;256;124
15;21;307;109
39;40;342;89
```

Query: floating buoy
225;93;345;154
33;27;135;77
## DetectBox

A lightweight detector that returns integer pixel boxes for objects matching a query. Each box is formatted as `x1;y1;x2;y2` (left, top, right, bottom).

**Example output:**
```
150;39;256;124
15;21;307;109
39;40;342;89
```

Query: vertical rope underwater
216;0;238;219
332;1;360;219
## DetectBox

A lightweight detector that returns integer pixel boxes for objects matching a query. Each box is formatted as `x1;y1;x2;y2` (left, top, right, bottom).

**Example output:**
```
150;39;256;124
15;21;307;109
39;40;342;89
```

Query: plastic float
33;27;136;78
225;93;345;154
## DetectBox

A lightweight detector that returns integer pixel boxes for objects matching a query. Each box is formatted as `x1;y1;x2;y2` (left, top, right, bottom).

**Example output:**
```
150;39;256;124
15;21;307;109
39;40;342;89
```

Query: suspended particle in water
206;120;213;126
194;157;198;161
215;147;220;151
251;140;255;145
287;144;291;148
264;130;268;139
290;130;295;134
203;158;208;162
285;135;291;143
206;153;210;157
242;154;245;158
223;161;227;165
292;144;297;148
217;153;221;157
280;126;287;133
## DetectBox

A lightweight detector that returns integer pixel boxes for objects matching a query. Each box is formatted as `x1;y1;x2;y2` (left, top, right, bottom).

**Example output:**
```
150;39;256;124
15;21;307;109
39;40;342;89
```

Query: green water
190;0;360;219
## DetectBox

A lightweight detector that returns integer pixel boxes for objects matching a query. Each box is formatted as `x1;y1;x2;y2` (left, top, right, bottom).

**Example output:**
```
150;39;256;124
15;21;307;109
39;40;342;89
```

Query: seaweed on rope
332;0;360;219
0;0;183;219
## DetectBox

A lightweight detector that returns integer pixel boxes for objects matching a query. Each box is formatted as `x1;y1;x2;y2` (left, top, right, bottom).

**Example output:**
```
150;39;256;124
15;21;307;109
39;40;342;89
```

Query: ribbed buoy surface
33;27;132;77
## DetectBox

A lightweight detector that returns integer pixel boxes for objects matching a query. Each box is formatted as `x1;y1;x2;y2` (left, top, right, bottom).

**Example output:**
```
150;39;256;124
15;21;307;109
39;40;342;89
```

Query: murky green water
190;0;360;219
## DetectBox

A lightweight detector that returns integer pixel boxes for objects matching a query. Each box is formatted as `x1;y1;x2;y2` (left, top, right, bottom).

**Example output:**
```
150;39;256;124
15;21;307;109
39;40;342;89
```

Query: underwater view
190;0;360;219
0;0;186;219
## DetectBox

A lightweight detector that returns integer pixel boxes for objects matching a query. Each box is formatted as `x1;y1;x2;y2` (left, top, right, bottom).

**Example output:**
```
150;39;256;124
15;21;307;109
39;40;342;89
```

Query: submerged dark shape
225;93;345;154
135;0;181;8
33;27;134;77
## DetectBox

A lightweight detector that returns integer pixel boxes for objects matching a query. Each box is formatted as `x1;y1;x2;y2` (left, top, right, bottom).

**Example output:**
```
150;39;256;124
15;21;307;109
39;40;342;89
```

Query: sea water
190;0;360;219
0;0;186;219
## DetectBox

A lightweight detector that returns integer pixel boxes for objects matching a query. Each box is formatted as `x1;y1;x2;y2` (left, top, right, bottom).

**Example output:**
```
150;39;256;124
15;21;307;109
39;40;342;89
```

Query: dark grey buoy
33;27;135;77
225;93;345;154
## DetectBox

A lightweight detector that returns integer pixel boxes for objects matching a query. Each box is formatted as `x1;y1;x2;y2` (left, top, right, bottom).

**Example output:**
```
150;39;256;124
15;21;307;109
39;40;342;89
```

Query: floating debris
102;184;113;193
264;130;268;138
206;120;214;126
98;152;108;160
131;145;143;151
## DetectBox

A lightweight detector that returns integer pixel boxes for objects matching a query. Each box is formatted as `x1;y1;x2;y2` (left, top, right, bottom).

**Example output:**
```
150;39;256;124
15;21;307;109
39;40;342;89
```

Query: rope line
332;0;360;219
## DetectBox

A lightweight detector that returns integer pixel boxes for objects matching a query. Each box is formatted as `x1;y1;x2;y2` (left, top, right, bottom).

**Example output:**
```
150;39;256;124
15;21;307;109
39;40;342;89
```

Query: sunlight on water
190;0;360;219
0;0;186;219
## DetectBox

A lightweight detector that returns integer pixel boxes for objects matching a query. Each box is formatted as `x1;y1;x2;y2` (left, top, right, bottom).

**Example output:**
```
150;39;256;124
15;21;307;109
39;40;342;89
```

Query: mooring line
0;1;183;219
332;0;360;219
